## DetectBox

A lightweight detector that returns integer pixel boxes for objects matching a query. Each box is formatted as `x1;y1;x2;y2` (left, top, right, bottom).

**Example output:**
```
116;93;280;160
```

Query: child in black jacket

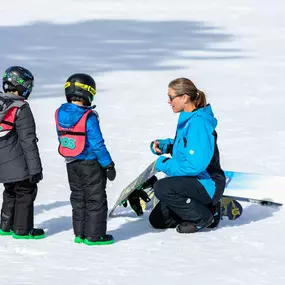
0;66;44;239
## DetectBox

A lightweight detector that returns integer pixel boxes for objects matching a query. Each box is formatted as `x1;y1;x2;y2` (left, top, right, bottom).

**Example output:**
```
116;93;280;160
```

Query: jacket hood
57;103;92;128
0;92;26;121
177;104;217;130
0;93;23;101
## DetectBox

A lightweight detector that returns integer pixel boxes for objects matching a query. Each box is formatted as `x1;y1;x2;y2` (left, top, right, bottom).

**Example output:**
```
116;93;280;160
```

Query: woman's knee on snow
149;202;178;229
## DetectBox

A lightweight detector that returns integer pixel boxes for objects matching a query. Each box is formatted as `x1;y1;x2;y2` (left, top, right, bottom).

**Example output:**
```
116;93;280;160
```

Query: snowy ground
0;1;285;284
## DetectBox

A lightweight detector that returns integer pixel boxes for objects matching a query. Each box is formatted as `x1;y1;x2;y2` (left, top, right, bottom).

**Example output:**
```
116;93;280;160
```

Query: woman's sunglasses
168;93;185;102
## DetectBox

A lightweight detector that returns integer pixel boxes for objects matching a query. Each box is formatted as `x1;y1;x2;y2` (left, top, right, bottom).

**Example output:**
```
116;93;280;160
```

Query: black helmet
64;73;96;106
2;66;34;99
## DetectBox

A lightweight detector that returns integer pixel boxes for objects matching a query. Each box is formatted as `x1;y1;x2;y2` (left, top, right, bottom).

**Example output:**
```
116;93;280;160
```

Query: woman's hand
153;140;162;154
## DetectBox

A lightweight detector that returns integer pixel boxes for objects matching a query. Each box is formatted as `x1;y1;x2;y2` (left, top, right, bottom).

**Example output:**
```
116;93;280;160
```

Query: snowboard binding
221;197;243;220
121;175;158;216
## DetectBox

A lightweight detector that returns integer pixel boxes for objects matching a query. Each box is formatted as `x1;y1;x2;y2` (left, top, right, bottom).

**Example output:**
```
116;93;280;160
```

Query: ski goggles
3;73;33;91
65;82;96;97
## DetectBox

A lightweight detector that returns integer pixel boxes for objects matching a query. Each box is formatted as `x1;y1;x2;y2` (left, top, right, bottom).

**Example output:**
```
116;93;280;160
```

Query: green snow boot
0;229;13;236
12;228;45;240
74;236;84;244
84;234;114;246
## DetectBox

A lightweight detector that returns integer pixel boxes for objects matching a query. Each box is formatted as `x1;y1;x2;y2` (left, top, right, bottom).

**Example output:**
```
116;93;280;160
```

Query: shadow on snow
35;201;280;239
0;19;242;98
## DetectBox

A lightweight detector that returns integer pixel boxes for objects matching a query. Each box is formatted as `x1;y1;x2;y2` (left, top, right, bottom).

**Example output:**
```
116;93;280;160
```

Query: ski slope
0;1;285;284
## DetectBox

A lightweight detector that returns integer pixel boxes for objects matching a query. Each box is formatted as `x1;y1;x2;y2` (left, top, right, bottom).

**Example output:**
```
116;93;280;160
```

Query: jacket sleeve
155;117;215;176
16;104;43;175
150;138;174;155
86;113;113;168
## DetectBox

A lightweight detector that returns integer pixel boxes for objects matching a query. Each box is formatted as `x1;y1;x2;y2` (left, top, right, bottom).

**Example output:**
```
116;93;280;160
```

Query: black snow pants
0;179;38;232
66;159;108;238
149;176;213;229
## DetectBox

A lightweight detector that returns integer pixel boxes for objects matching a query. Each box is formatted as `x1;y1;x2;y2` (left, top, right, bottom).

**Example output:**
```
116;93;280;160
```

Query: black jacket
0;93;42;183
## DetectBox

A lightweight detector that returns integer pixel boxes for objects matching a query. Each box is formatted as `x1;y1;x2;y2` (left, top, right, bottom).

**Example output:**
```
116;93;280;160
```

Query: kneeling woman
149;77;225;233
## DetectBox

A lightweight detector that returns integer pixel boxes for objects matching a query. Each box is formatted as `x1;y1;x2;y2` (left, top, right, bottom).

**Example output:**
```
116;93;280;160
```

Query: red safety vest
0;107;18;134
55;109;92;157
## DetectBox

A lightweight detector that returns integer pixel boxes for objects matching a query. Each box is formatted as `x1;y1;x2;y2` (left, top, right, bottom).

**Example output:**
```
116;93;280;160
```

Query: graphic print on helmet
2;66;34;99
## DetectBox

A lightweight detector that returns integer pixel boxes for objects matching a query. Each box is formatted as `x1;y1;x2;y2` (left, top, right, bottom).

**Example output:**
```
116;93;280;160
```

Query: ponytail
195;90;207;108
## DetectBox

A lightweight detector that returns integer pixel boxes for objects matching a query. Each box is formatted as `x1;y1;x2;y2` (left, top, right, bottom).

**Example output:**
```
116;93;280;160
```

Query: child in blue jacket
55;73;115;245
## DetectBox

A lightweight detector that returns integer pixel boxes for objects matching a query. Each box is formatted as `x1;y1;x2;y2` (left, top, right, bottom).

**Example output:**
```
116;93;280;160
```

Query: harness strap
57;131;86;136
1;120;14;126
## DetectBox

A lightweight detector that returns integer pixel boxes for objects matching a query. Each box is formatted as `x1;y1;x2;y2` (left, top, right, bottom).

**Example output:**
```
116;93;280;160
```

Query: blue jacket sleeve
86;113;113;168
155;117;215;176
150;138;174;155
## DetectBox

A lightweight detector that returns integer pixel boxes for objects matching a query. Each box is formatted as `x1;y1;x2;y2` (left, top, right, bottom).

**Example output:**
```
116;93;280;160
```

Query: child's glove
105;162;116;181
29;172;43;184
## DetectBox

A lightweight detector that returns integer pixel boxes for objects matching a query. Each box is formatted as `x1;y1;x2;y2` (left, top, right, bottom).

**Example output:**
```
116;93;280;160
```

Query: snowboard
109;160;243;219
109;160;158;217
224;170;284;206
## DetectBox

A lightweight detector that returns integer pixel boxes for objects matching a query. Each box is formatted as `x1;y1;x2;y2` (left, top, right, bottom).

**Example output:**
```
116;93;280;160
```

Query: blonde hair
168;78;207;108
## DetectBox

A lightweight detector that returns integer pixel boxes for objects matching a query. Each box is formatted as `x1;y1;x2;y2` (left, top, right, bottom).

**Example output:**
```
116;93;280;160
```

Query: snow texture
0;1;285;284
